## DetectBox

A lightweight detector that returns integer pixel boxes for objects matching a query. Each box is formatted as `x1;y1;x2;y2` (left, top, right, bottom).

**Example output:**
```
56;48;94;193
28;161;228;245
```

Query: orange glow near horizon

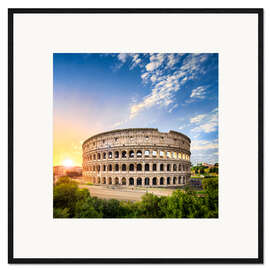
62;159;74;167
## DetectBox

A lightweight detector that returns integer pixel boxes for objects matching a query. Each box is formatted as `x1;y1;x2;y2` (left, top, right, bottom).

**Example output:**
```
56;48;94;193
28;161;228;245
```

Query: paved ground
78;184;182;202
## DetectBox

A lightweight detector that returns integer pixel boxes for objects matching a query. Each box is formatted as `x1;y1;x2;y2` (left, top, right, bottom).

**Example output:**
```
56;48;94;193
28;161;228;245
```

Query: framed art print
8;9;263;263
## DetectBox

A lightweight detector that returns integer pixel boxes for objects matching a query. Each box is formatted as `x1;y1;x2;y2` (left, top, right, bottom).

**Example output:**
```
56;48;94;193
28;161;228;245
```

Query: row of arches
85;149;190;161
84;163;190;172
91;176;188;186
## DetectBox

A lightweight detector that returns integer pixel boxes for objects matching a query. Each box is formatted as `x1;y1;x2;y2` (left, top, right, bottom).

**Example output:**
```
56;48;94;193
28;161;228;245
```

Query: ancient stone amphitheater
82;128;191;187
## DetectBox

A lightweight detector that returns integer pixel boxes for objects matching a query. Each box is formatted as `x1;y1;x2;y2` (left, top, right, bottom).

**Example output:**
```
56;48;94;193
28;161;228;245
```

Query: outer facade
82;128;191;187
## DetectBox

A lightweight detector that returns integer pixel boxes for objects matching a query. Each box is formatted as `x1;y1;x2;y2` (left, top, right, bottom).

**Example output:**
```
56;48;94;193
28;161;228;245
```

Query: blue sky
54;53;218;166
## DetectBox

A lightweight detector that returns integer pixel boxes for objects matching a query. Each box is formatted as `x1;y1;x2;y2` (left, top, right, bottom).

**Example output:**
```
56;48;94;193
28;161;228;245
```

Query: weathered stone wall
82;128;191;187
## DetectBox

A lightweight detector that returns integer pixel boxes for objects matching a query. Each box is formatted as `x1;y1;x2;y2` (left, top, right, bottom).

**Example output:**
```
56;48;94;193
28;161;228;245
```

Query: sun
62;159;74;167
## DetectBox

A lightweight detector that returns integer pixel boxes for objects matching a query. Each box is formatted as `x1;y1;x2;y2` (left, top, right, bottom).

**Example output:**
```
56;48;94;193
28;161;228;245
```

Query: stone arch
102;177;106;184
144;150;150;157
129;163;135;171
103;164;106;171
137;163;142;171
108;151;113;159
173;164;177;171
122;164;127;171
167;177;170;185
179;164;182;171
93;154;96;160
160;164;164;171
115;177;119;185
114;151;119;158
137;177;142;186
129;177;134;185
97;177;101;184
160;177;164;185
173;177;177;185
145;163;150;171
97;165;100;172
136;150;142;158
108;164;112;171
167;164;171;171
129;150;134;158
108;177;112;185
178;176;181;184
122;151;127;158
115;164;119;171
144;177;150;185
97;153;101;159
103;152;106;159
152;163;157;171
122;177;127;185
152;177;157;185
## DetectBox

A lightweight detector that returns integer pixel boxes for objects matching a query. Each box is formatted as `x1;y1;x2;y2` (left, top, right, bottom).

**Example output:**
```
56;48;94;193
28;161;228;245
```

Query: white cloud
168;103;178;113
191;139;218;151
190;86;207;99
191;108;218;134
126;53;209;119
117;53;128;63
190;114;206;123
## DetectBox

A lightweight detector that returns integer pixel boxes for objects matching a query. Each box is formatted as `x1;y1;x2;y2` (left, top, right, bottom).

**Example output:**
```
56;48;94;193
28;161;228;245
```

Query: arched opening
129;177;134;185
179;164;182;171
144;150;150;157
129;164;134;171
167;177;170;185
122;151;127;158
153;163;157;171
173;177;177;185
129;150;134;158
152;177;157;185
145;163;150;171
137;178;142;186
115;164;119;171
103;152;106;159
136;150;142;158
115;177;119;185
137;163;142;171
122;164;127;171
93;165;95;171
97;165;100;172
103;165;106;171
108;177;112;185
108;152;113;159
160;177;164;185
109;164;112;171
160;151;164;158
167;164;171;171
114;151;119;158
145;177;150;185
173;164;177;171
183;176;186;184
152;150;157;157
122;178;126;185
160;164;164;171
178;176;181;184
98;177;101;184
97;153;101;159
93;154;96;160
102;177;106;184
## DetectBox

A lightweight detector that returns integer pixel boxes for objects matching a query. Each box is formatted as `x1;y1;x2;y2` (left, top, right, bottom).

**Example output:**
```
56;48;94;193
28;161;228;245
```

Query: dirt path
78;185;178;201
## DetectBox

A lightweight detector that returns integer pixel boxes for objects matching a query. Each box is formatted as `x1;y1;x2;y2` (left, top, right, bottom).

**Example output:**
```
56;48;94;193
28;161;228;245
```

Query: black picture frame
8;8;264;264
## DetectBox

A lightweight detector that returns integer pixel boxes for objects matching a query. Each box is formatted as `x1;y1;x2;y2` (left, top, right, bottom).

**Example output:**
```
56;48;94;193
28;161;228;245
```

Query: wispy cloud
168;103;178;113
191;139;218;151
190;86;207;99
190;114;206;124
128;53;209;119
190;108;218;134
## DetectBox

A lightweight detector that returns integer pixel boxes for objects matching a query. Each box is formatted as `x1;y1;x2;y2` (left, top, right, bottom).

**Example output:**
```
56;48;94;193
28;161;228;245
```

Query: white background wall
0;0;268;269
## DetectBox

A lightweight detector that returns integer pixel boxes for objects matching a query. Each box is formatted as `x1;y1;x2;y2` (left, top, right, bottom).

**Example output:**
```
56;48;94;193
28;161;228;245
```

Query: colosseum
82;128;191;187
